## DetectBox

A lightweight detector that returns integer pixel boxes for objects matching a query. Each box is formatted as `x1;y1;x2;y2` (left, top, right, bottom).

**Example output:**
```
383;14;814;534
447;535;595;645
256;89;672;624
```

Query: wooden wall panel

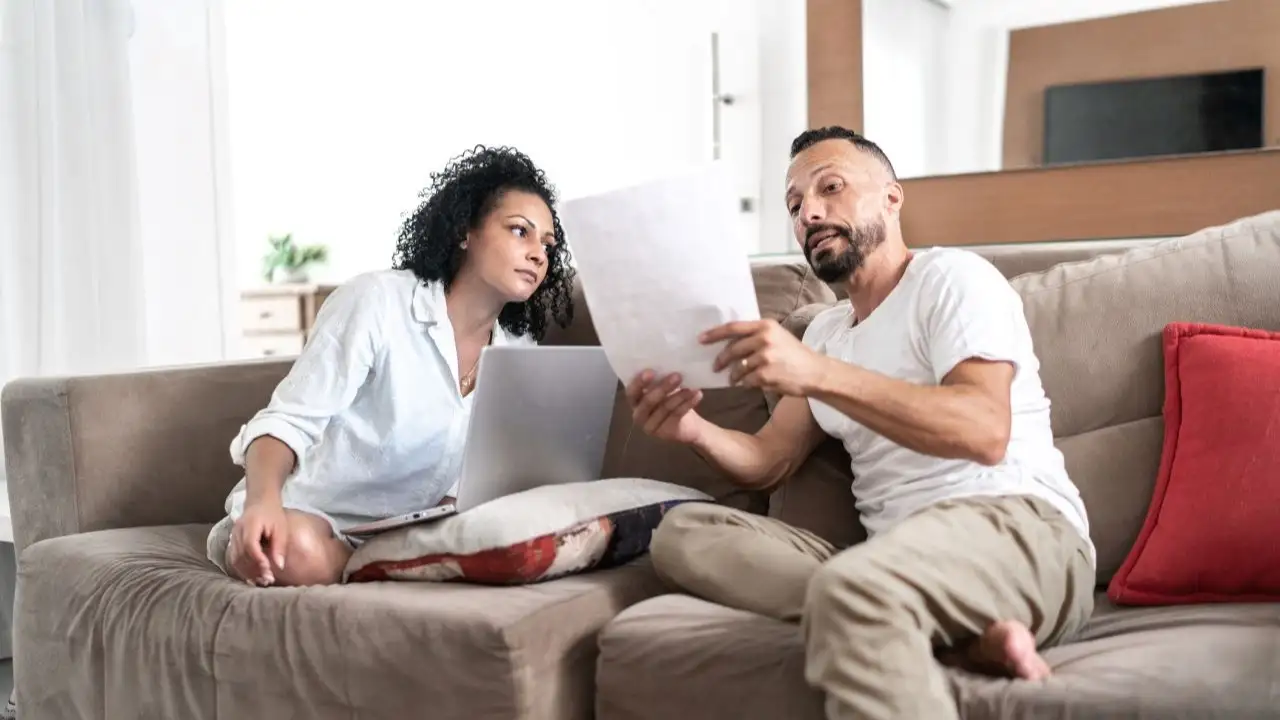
807;0;862;131
1004;0;1280;169
806;0;1280;247
900;149;1280;247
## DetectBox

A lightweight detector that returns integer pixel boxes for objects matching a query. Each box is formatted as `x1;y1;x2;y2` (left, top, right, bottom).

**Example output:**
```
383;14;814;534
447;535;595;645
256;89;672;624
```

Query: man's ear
885;181;905;217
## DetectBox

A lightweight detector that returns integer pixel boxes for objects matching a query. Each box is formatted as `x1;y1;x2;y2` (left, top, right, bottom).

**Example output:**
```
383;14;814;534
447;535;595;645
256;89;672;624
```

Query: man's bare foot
968;620;1052;681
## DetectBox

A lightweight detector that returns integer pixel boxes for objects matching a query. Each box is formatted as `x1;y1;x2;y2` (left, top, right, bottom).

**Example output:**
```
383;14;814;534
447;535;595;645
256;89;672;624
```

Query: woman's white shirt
222;269;533;528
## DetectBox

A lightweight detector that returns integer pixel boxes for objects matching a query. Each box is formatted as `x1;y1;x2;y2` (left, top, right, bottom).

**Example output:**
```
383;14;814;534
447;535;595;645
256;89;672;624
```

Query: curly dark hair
391;145;575;341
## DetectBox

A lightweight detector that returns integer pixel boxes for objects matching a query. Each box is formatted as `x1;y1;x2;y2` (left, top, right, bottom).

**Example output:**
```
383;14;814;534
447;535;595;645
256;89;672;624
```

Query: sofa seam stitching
1054;413;1160;443
59;386;82;541
505;570;648;718
207;592;240;719
502;618;533;718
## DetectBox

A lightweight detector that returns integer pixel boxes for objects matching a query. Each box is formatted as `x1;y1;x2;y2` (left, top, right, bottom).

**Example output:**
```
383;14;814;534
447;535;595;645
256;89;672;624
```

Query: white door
482;0;764;254
706;0;765;255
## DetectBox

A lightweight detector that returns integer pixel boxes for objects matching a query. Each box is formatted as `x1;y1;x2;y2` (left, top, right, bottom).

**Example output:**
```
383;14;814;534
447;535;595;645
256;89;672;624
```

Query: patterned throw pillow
344;478;712;584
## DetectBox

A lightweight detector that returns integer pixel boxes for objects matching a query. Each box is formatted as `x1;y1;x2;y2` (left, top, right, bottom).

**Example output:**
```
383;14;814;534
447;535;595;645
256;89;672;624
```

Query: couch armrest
1;359;291;554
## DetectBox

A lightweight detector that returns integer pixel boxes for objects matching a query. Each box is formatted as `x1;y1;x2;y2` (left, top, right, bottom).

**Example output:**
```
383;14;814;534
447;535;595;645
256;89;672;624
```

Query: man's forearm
808;356;1009;465
244;435;297;506
688;418;789;490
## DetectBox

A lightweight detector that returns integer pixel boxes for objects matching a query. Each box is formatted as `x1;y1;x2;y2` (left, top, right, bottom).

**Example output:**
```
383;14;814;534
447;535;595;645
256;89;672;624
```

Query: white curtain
1;0;148;377
0;0;150;673
1;0;150;479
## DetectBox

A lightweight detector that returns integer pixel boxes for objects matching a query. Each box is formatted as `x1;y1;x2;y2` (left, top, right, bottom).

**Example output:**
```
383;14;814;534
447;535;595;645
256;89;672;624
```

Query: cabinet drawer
241;296;302;332
242;333;304;358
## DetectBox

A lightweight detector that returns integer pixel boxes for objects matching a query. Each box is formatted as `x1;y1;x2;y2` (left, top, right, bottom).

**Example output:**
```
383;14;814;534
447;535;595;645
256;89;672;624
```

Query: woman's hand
228;501;289;586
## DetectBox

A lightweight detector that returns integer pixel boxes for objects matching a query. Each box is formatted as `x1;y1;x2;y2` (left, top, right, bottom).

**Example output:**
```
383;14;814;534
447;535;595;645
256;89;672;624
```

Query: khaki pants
649;495;1095;720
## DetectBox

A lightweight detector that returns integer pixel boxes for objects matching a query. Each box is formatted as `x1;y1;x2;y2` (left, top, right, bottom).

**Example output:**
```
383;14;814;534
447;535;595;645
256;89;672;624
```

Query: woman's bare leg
227;510;351;586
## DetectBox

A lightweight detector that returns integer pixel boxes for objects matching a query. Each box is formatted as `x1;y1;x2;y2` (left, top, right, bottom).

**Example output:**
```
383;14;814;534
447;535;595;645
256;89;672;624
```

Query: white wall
864;0;1226;177
861;0;949;180
756;0;809;255
128;0;237;365
223;0;791;285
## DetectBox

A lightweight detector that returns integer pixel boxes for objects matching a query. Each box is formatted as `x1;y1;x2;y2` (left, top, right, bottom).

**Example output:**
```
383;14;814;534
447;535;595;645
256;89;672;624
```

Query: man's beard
804;218;887;283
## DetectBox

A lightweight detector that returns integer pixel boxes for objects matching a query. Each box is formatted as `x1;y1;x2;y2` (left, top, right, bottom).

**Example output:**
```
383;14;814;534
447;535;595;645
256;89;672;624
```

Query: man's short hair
790;126;897;180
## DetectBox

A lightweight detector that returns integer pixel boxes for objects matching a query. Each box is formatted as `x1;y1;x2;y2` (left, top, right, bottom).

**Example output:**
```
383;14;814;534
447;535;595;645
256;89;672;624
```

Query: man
625;126;1094;720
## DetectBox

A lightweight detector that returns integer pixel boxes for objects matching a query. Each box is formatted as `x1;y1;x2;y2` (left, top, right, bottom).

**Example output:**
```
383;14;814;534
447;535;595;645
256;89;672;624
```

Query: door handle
711;32;731;160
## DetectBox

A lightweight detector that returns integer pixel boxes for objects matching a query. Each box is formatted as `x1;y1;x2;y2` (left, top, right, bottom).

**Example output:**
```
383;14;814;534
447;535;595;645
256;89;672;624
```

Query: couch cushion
766;437;867;550
1012;210;1280;582
952;594;1280;719
596;594;821;720
972;239;1150;280
16;525;664;720
596;593;1280;720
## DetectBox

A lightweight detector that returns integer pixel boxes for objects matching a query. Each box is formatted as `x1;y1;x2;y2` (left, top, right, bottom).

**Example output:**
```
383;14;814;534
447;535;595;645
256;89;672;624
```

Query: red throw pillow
1108;322;1280;605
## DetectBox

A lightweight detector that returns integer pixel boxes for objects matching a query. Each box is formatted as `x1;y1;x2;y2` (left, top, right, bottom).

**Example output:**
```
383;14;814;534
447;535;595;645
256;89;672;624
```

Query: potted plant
262;233;329;284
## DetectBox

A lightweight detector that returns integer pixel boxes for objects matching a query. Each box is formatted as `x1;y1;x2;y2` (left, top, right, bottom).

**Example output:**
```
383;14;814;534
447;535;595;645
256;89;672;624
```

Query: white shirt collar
410;278;523;346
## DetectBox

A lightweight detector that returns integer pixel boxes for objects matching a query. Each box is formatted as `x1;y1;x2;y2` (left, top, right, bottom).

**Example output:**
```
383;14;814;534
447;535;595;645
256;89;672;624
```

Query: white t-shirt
803;248;1094;561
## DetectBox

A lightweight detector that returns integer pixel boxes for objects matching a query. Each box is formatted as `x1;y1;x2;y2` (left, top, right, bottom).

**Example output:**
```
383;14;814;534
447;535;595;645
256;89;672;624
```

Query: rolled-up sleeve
229;275;387;468
920;256;1026;384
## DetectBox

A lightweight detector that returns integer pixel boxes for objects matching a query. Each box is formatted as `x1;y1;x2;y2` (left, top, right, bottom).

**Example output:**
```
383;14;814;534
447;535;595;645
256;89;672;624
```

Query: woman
207;145;575;587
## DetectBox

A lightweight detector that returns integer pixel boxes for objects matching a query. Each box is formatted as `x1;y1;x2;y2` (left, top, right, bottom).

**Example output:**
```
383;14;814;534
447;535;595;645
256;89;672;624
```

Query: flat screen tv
1042;68;1264;165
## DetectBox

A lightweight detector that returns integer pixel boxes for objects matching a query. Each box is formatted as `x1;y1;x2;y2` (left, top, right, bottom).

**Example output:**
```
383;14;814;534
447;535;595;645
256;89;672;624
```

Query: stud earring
460;241;468;250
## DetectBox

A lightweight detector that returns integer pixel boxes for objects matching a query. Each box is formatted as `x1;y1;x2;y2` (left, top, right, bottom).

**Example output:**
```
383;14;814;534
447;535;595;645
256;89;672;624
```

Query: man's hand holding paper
622;317;830;447
702;318;829;397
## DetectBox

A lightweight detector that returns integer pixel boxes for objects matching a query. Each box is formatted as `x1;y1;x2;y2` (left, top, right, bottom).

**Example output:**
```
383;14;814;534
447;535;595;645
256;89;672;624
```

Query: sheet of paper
559;164;761;388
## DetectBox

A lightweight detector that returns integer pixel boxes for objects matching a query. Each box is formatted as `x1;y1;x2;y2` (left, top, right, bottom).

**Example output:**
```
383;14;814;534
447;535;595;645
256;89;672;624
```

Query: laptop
344;345;619;536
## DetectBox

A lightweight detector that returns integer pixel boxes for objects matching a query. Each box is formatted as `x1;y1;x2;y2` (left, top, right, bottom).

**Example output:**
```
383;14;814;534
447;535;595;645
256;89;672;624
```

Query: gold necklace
459;331;493;396
459;360;480;395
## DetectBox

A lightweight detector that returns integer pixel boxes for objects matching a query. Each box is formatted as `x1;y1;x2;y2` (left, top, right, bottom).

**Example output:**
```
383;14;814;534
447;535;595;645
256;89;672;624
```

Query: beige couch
3;211;1278;719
